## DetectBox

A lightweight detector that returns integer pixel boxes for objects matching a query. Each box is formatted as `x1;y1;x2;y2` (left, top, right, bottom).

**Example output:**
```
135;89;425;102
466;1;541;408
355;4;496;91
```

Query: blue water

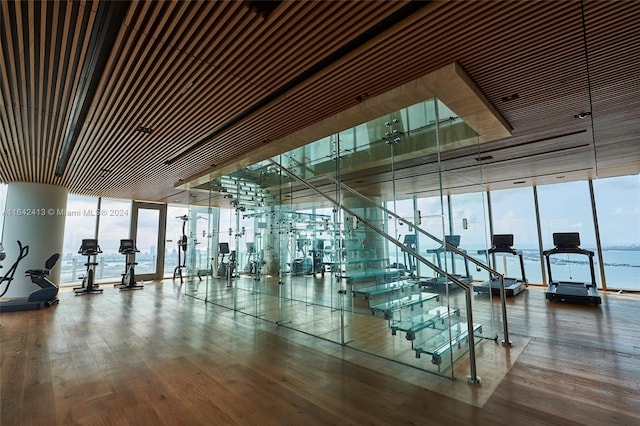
392;250;640;290
58;250;640;290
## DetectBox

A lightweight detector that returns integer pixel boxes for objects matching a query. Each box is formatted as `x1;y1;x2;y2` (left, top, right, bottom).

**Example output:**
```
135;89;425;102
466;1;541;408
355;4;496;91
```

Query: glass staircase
191;98;511;383
264;158;510;383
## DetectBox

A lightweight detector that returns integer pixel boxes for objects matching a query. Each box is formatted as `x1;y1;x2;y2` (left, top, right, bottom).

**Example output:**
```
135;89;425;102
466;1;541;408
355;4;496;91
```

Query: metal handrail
321;173;510;346
268;159;483;382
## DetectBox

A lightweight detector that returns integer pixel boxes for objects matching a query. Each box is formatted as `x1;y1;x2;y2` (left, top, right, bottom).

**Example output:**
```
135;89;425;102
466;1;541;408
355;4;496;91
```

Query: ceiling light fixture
356;92;369;102
136;125;153;134
501;93;519;102
574;112;591;119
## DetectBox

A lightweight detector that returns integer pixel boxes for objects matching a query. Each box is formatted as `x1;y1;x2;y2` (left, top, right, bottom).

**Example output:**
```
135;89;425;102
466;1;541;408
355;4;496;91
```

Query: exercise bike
74;239;103;295
115;239;143;291
0;241;60;312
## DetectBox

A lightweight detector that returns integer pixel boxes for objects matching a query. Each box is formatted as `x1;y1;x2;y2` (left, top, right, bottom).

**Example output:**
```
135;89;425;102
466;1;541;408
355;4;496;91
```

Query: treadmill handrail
542;246;594;257
478;247;521;256
543;244;597;286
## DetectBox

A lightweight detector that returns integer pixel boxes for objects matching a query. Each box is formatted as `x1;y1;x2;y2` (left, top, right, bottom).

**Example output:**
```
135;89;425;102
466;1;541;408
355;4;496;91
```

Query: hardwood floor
1;280;639;425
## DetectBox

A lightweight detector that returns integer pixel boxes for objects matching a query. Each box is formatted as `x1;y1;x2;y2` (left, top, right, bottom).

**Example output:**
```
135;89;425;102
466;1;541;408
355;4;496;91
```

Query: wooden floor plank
1;280;640;426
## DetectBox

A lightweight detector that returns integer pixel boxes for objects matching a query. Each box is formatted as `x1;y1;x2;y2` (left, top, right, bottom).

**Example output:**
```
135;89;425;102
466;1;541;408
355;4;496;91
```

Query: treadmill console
445;235;461;248
553;232;580;249
492;234;514;249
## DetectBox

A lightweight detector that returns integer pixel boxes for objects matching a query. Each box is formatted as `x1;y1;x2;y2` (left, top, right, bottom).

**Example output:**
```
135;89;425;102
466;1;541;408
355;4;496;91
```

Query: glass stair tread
340;269;402;282
342;258;389;265
370;292;439;316
352;280;419;298
414;323;483;364
390;306;459;335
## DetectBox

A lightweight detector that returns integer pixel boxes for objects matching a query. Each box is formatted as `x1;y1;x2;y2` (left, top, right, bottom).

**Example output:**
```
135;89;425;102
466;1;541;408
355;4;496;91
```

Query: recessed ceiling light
356;92;369;102
135;125;153;134
574;112;591;119
501;93;519;102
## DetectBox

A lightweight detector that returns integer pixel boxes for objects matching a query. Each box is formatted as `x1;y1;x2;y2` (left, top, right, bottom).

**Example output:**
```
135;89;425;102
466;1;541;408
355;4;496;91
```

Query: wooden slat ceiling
0;0;638;205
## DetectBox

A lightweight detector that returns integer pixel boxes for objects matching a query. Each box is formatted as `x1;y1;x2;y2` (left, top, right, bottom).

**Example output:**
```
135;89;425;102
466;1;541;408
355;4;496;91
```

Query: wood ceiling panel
0;0;638;204
0;0;96;185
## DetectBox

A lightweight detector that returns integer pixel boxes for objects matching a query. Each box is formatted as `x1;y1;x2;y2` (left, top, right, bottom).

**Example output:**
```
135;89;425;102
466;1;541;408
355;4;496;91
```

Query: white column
2;183;67;297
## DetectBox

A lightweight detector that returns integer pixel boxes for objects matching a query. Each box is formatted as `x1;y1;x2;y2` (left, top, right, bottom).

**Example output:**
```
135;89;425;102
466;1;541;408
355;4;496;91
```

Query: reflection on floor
2;278;640;424
185;271;524;404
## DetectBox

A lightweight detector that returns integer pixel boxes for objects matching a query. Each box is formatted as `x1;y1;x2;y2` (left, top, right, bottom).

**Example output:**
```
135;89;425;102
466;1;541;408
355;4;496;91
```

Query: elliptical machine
74;239;103;295
173;215;188;284
116;239;143;291
0;241;60;312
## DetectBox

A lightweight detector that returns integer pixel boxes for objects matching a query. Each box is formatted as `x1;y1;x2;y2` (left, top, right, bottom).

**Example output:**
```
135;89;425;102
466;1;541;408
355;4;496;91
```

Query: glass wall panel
449;192;490;282
194;98;498;380
416;195;449;280
60;195;99;285
96;198;132;283
386;198;416;273
537;181;600;286
490;187;542;284
165;205;189;277
593;175;640;290
134;208;160;275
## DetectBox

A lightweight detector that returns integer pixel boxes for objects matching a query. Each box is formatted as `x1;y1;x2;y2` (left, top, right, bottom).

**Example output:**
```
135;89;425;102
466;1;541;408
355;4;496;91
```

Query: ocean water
57;250;640;291
394;249;640;291
465;250;639;290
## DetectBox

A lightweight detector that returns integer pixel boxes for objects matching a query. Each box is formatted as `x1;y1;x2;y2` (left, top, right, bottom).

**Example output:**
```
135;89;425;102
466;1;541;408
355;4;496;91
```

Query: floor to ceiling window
536;181;600;287
60;195;99;284
490;187;542;284
95;198;132;283
592;175;640;290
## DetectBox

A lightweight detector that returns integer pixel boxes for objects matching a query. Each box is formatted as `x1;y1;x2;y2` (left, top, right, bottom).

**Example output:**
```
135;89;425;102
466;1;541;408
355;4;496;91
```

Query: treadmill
474;234;528;297
543;232;601;306
423;235;471;289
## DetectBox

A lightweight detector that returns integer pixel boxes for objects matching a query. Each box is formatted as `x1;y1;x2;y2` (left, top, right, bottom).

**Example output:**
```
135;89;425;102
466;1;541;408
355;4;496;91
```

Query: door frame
130;201;167;281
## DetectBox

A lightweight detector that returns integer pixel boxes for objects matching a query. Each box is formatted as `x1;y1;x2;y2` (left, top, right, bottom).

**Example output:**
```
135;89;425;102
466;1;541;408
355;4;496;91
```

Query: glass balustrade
185;98;505;381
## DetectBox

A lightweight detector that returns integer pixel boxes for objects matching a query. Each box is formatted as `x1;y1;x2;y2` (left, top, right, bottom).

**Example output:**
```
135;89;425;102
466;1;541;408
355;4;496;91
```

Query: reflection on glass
449;192;490;281
416;195;448;279
60;194;98;284
164;205;189;277
593;175;640;290
135;209;160;275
